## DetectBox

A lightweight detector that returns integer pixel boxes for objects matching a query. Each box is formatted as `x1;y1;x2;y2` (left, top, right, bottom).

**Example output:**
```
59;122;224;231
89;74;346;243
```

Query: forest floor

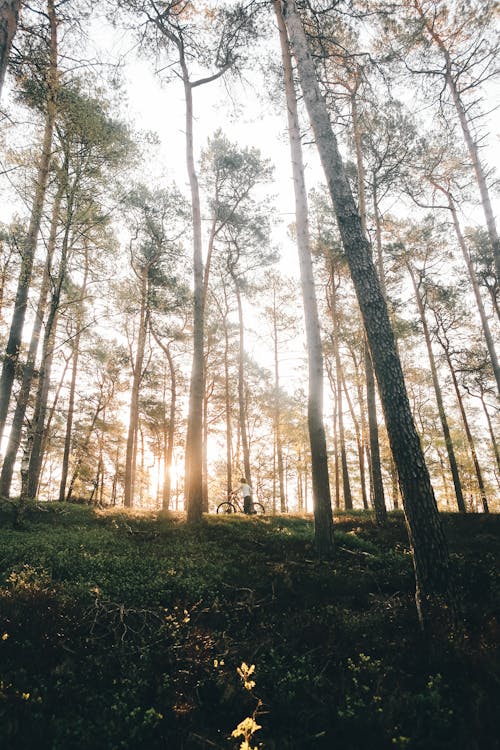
0;502;499;750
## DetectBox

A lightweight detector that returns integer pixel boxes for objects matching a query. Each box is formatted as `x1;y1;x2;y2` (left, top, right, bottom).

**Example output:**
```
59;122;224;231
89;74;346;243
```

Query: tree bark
275;0;334;556
283;0;454;622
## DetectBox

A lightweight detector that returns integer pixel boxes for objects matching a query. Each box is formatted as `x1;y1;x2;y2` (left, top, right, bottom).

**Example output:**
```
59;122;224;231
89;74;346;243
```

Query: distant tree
260;270;301;514
390;218;467;512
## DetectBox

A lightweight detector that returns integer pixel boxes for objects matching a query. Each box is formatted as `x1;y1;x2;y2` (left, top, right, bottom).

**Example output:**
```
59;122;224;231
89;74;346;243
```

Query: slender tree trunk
0;0;22;100
59;245;89;502
182;72;204;524
233;280;251;488
341;363;369;509
272;286;287;513
327;272;353;509
442;346;489;513
330;371;340;510
22;311;58;500
0;0;58;441
222;300;233;497
124;268;149;507
0;177;63;497
275;0;334;556
353;101;387;523
283;0;453;624
407;263;466;512
163;345;176;511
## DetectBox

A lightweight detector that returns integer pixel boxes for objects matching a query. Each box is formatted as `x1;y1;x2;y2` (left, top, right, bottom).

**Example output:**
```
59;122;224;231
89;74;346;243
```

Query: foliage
0;504;498;749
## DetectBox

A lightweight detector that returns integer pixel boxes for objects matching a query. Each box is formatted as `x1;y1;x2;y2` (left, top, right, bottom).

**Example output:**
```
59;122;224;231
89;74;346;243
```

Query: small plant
231;663;262;750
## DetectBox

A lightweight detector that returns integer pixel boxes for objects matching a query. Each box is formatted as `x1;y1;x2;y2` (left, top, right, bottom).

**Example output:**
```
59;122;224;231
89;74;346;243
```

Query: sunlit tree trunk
353;94;387;524
124;267;149;507
0;0;22;100
270;283;287;513
407;263;466;513
0;0;58;441
283;0;454;624
233;279;251;488
275;0;334;556
327;270;353;509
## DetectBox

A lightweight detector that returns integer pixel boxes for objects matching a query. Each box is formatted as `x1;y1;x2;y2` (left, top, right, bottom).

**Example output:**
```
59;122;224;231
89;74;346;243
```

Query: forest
0;0;499;748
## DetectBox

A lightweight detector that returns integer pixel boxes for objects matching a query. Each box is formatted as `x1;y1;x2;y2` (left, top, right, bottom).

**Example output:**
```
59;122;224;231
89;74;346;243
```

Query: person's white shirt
239;482;252;497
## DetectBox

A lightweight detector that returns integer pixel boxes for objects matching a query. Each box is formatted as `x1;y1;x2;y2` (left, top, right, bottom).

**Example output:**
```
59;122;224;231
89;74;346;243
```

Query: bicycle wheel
216;501;237;514
252;502;265;515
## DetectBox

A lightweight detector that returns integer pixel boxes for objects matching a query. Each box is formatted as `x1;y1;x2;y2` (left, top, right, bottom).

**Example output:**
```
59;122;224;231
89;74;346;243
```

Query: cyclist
238;477;253;514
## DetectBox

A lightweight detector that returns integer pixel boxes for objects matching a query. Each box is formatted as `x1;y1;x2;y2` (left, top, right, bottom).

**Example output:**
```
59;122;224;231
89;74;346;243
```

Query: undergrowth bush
0;505;498;749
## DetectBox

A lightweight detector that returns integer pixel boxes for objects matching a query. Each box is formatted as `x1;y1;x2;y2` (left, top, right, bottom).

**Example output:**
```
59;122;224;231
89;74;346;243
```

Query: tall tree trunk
150;327;177;511
353;98;387;523
341;362;369;509
275;0;334;556
272;285;287;513
283;0;453;624
163;345;176;511
407;263;467;513
22;310;58;500
59;245;89;502
327;271;353;509
0;0;22;100
124;268;149;507
0;0;58;441
233;280;251;488
0;176;63;497
182;70;204;524
222;296;233;497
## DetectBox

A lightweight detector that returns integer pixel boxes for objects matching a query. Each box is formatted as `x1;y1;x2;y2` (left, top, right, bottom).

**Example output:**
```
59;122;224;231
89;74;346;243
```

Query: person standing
239;477;253;514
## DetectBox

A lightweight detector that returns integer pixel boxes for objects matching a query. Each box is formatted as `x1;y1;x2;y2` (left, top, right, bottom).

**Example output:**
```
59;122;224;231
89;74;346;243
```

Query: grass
0;501;499;749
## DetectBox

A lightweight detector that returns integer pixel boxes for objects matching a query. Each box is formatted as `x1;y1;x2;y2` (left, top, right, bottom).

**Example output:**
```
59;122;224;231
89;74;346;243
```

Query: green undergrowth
0;501;499;749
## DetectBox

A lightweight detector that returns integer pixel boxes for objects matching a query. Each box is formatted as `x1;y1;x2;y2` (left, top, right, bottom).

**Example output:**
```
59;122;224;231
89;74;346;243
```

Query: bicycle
216;490;265;515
